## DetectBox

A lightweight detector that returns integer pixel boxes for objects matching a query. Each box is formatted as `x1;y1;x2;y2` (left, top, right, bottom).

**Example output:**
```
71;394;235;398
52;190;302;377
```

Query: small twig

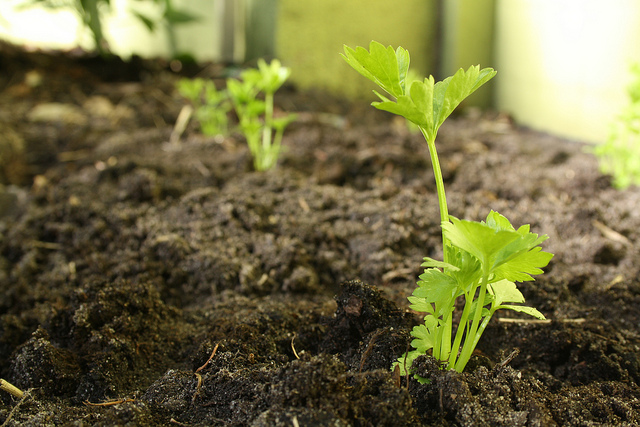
496;348;520;370
593;220;632;247
192;343;220;403
392;364;401;388
1;390;29;427
498;318;551;324
84;398;135;406
0;379;23;399
195;343;220;374
291;334;300;360
297;197;310;213
498;318;585;324
170;104;193;146
359;329;384;372
192;373;203;404
604;274;624;291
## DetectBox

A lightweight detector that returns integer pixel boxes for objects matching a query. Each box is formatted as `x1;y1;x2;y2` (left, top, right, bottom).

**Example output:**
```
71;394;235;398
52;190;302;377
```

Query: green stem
446;288;473;370
454;274;489;372
418;127;453;364
263;91;274;170
420;128;450;255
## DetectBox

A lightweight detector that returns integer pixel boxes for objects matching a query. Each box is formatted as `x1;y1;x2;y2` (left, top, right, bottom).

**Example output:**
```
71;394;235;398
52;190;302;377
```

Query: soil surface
0;43;639;426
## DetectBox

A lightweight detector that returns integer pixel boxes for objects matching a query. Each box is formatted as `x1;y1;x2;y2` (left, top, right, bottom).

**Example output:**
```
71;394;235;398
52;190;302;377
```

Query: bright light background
496;0;640;143
0;0;222;59
1;0;639;144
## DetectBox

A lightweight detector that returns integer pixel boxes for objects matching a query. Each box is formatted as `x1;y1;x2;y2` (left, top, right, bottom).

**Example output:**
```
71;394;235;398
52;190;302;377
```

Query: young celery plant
177;78;230;137
342;41;553;377
227;59;296;171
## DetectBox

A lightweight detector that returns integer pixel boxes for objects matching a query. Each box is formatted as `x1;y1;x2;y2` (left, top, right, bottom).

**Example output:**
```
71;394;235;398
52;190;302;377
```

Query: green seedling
343;41;553;378
227;59;296;171
593;63;640;189
177;78;230;137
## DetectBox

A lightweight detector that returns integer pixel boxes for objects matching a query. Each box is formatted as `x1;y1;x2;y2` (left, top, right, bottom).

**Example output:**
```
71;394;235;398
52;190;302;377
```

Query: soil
0;42;639;426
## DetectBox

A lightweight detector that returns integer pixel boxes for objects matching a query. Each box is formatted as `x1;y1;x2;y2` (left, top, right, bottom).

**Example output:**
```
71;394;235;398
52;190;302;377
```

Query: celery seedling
227;59;296;171
343;41;553;377
177;78;230;137
593;63;640;189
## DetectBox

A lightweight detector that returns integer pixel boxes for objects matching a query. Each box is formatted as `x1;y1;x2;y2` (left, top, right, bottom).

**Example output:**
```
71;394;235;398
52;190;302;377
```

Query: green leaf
130;11;156;31
392;349;425;379
432;66;496;132
164;7;199;25
443;213;553;282
341;41;409;98
443;245;482;292
492;246;554;282
499;305;546;320
421;257;459;271
407;297;434;314
485;210;516;232
489;279;546;320
408;77;435;129
372;89;428;128
442;216;520;269
342;41;496;144
414;268;458;302
410;322;436;353
489;279;524;305
257;59;291;94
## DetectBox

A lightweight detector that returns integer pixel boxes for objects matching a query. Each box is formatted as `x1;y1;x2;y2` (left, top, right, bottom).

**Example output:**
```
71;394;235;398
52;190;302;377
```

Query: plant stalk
454;274;489;372
420;128;450;252
262;91;274;170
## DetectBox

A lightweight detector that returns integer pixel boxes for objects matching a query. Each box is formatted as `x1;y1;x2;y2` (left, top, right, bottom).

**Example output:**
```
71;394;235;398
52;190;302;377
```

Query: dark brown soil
0;42;639;426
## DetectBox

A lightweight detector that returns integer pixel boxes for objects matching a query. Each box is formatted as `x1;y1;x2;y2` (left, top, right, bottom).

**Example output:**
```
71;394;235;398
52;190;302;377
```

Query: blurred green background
2;0;640;144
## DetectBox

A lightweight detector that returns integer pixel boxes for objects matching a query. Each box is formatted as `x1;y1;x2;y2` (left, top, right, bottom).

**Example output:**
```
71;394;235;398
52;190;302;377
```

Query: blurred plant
177;78;230;137
15;0;197;56
227;59;296;171
593;63;640;189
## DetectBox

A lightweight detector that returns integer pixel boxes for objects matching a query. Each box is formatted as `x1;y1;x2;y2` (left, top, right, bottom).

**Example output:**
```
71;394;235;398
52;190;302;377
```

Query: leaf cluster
177;78;230;137
402;211;552;375
176;59;295;171
593;63;640;189
226;59;296;171
342;41;496;143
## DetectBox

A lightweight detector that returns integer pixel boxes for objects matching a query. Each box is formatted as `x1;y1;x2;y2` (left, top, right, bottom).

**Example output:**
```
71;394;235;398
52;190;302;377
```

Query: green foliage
342;41;496;144
593;63;640;189
343;41;552;378
16;0;198;56
227;59;296;172
177;78;230;137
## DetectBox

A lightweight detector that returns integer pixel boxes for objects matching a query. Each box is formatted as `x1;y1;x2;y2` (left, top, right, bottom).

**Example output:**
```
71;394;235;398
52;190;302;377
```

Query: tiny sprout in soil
342;40;554;380
227;59;297;171
176;59;296;171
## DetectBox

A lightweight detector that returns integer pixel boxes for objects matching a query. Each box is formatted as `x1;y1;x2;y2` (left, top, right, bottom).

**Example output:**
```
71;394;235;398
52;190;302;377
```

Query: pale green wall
495;0;640;144
441;0;495;107
276;0;438;99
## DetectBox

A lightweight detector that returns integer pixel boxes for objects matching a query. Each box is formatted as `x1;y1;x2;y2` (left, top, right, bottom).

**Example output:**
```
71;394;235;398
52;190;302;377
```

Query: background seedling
227;59;296;171
593;63;640;189
177;78;230;138
343;41;553;378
